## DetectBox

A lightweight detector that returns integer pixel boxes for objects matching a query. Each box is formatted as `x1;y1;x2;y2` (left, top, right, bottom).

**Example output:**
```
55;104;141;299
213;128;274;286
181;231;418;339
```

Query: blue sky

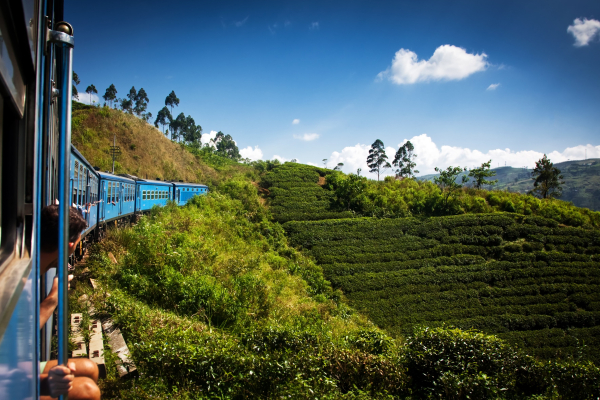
66;0;600;176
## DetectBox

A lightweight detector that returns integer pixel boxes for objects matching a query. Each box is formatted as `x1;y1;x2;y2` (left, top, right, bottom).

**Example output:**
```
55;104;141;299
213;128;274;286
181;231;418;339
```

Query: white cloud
325;134;600;178
377;45;488;85
201;130;218;147
77;93;100;105
234;16;249;27
292;119;300;124
486;83;500;91
310;22;319;30
240;145;263;160
567;18;600;47
293;133;319;141
306;162;317;166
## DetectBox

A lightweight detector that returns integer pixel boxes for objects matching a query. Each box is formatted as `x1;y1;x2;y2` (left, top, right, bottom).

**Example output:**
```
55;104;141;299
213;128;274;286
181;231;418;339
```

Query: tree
102;84;118;108
154;106;172;135
366;139;391;181
333;162;344;171
85;84;97;105
393;141;419;178
330;173;367;211
169;112;186;142
181;115;202;144
322;159;328;167
529;154;564;199
134;88;149;117
213;131;240;160
434;166;468;212
120;87;137;114
468;160;497;189
72;71;80;100
357;168;362;176
165;90;180;114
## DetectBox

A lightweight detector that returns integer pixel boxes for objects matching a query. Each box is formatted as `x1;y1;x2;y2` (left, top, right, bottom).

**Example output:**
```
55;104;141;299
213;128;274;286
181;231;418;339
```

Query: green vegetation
284;213;600;362
74;198;600;399
260;162;354;223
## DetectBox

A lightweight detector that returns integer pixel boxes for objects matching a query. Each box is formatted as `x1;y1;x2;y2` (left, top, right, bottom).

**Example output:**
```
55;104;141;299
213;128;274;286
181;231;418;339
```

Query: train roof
71;145;98;176
97;171;136;183
137;179;172;186
172;181;209;188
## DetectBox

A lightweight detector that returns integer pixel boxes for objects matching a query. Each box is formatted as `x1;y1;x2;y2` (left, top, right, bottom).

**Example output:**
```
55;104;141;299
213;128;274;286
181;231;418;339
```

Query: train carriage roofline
96;171;137;184
71;145;99;178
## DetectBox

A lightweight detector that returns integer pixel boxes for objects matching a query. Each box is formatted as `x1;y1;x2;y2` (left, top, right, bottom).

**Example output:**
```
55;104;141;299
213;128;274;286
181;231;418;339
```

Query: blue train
0;2;207;397
71;145;208;235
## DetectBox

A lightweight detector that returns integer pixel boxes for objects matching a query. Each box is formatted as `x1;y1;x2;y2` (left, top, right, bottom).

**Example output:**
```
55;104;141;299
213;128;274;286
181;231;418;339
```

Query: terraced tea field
284;213;600;362
262;163;353;223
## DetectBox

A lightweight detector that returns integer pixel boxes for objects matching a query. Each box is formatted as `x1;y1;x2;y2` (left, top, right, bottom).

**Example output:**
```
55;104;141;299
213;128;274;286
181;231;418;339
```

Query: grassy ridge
284;213;600;362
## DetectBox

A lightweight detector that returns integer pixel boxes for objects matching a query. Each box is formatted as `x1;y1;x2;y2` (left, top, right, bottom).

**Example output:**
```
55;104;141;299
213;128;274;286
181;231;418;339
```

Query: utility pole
109;135;121;174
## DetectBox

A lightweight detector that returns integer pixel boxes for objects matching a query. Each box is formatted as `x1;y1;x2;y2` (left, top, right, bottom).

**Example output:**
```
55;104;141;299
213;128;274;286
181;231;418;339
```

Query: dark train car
71;146;99;236
97;171;136;223
172;181;209;206
136;179;173;211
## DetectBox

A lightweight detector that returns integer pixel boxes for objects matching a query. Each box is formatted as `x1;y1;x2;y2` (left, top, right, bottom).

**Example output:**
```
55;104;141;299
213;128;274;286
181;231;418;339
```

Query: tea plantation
261;162;354;222
284;213;600;362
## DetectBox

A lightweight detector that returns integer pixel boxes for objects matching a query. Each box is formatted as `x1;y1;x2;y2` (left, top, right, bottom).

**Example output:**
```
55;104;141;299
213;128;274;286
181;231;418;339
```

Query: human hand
47;362;77;397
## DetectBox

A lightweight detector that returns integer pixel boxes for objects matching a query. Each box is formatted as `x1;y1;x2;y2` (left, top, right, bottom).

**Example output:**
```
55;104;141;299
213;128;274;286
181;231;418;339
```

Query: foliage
393;141;419;178
134;87;150;118
72;71;80;99
434;166;469;212
85;84;98;105
103;84;118;108
367;139;391;181
154;106;172;135
213;131;240;160
468;160;498;189
165;90;180;114
284;212;600;363
530;154;565;199
327;172;368;212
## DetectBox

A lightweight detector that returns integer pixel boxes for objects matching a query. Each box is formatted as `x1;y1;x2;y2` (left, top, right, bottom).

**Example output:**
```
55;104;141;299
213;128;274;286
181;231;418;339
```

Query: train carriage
71;146;100;236
136;179;173;212
97;172;136;223
172;181;209;206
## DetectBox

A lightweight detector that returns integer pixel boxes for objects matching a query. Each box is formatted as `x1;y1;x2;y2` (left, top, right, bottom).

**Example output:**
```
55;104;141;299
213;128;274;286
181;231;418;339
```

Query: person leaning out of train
38;205;101;400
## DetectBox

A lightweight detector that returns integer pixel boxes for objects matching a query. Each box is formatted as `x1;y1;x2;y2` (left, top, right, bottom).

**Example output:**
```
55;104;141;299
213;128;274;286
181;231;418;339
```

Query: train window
79;165;84;205
108;183;112;203
142;190;146;200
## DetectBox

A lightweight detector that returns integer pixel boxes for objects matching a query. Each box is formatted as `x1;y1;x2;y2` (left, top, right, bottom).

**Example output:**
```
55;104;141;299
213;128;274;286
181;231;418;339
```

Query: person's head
40;205;87;261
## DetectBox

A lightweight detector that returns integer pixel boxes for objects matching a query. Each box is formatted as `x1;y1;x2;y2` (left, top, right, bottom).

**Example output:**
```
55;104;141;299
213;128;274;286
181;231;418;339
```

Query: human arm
39;275;74;328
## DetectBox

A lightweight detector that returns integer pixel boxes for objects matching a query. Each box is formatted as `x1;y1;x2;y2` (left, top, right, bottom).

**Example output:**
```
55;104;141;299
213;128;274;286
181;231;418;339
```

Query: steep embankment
71;103;230;186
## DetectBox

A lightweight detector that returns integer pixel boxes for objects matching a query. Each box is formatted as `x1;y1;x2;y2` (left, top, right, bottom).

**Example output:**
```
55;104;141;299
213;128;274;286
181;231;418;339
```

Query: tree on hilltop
434;165;468;212
72;71;80;100
330;173;367;211
529;154;564;199
103;84;118;108
170;112;186;142
468;160;497;189
182;115;202;144
367;139;391;181
333;162;344;171
213;131;240;160
165;91;180;114
154;106;172;135
393;140;419;178
120;87;137;114
85;84;97;105
134;88;149;117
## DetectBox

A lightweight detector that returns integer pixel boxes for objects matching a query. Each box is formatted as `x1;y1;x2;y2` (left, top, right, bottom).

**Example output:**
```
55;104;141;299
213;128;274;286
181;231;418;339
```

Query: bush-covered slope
75;197;600;399
284;213;600;362
261;162;354;223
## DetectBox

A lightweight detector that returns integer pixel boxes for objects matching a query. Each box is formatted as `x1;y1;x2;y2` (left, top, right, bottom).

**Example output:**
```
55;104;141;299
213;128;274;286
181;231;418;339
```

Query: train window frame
142;190;146;200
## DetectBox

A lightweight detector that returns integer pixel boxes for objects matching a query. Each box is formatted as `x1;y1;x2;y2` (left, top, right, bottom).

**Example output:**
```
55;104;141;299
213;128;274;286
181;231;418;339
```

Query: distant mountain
418;158;600;211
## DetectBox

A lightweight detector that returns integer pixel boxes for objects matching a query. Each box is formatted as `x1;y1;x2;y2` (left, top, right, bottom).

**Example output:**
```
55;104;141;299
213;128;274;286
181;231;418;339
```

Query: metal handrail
48;21;74;400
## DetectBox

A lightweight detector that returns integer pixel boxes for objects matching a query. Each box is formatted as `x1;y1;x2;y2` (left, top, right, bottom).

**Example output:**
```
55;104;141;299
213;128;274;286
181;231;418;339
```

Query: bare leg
40;376;101;400
43;358;99;382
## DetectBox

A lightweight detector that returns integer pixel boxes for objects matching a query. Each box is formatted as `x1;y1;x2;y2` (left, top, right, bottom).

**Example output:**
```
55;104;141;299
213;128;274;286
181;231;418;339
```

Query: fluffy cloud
292;119;300;124
294;133;319;141
239;145;263;160
325;134;600;178
272;155;290;163
486;83;500;91
201;130;218;147
567;18;600;47
377;45;488;85
77;93;100;105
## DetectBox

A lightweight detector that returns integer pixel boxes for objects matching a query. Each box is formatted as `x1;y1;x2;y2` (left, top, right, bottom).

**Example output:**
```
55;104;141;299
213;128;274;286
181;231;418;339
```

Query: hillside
419;159;600;211
71;103;249;187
